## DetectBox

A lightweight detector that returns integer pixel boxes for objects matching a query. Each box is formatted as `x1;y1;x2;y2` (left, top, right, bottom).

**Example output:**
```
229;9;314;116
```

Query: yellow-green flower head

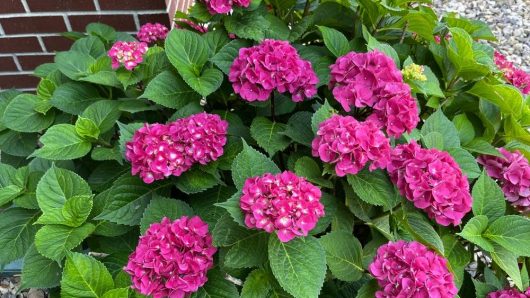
402;63;427;82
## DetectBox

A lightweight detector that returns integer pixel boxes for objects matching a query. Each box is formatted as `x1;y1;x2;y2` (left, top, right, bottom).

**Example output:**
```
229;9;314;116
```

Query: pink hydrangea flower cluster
329;51;419;138
240;171;324;242
108;41;148;70
494;51;530;95
202;0;250;15
369;240;458;298
175;19;208;33
311;115;391;177
387;142;472;226
137;23;169;43
125;113;228;184
125;216;216;298
487;287;530;298
477;148;530;210
229;39;318;102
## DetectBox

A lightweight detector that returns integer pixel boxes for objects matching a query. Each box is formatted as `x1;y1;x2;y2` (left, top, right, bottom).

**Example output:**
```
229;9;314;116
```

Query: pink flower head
369;241;458;298
175;19;208;33
312;115;391;177
202;0;250;15
329;51;419;137
108;41;148;70
478;148;530;209
229;39;318;102
125;216;217;298
494;51;530;95
137;23;169;44
487;287;530;298
240;171;324;242
387;142;472;226
125;113;228;184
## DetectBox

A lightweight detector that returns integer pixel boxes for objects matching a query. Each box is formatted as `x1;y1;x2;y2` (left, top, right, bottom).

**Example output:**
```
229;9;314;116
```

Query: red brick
0;57;18;71
0;0;25;13
0;74;39;89
17;55;55;70
26;0;95;11
0;37;42;53
69;14;137;32
1;16;67;34
138;13;171;28
42;36;74;52
98;0;166;10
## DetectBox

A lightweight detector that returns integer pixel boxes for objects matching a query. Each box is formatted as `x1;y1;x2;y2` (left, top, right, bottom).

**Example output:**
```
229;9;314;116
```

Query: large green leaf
190;268;240;298
400;212;445;255
81;100;121;134
231;141;280;189
484;215;530;256
446;147;481;179
3;94;54;133
117;122;144;157
0;130;38;157
20;244;62;290
32;124;92;160
346;169;399;209
182;67;224;97
35;223;95;262
283;111;314;147
250;116;291;156
0;208;39;265
61;252;114;298
55;51;96;80
294;157;333;189
50;82;103;115
174;167;220;194
490;244;523;291
241;269;275;298
421;109;461;150
189;185;237;228
311;100;335;133
139;196;194;234
319;231;363;282
268;236;326;298
211;39;251;74
472;171;506;221
467;81;524;119
447;28;490;80
317;26;350;57
457;215;494;252
141;71;200;109
72;36;106;58
224;9;270;41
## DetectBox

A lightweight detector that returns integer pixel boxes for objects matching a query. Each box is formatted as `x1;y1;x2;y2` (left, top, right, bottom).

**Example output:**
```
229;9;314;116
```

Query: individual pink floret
487;287;530;298
202;0;250;15
108;41;148;70
137;23;169;43
369;240;458;298
494;51;530;95
229;39;318;102
312;115;391;177
387;142;472;226
240;171;324;242
125;216;217;298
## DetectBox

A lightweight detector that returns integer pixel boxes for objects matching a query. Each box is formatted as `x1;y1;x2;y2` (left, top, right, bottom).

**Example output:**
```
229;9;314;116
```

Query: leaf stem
303;0;311;17
399;21;409;44
95;139;113;148
270;92;276;122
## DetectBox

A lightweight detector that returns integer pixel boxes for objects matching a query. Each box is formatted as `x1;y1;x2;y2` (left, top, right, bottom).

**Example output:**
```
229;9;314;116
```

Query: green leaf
4;94;54;133
231;141;280;189
463;139;504;157
453;114;475;145
294;156;333;188
457;215;494;252
140;196;194;234
204;30;230;56
117;122;144;157
165;29;209;77
81;100;121;134
447;28;491;80
241;269;274;298
484;215;530;256
468;81;524;119
183;67;224;97
75;117;100;139
55;50;95;80
269;236;326;298
86;23;117;42
442;234;471;275
356;279;379;298
0;184;23;206
101;288;129;298
446;147;481;179
346;169;399;209
50;82;102;115
473;279;497;298
190;268;239;298
311;100;335;133
37;78;56;101
490;244;523;291
35;223;95;262
319;231;363;282
80;71;121;88
20;244;61;290
211;39;251;74
175;167;219;194
32;124;92;160
72;36;105;58
421;109;461;150
363;26;400;67
61;252;114;298
224;9;270;41
189;186;236;228
116;68;142;89
422;132;444;150
317;26;350;57
141;71;200;109
472;171;506;221
0;208;39;265
215;190;246;226
402;212;445;255
283;111;314;147
250;116;291;156
62;195;94;227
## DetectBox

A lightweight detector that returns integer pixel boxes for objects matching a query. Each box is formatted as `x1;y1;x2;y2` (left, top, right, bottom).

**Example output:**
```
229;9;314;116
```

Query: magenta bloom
125;216;217;298
229;39;318;102
478;148;530;210
487;287;530;298
137;23;169;43
240;171;324;242
312;115;391;177
108;41;148;70
369;241;458;298
202;0;250;15
494;51;530;95
125;113;228;184
329;51;419;137
387;142;472;226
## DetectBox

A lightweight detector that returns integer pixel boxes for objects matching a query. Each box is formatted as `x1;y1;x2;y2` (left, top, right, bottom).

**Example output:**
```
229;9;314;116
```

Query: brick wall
0;0;197;91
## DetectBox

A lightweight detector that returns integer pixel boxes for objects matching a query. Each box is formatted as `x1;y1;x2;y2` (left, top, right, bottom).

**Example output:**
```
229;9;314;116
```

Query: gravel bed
0;277;45;298
433;0;530;72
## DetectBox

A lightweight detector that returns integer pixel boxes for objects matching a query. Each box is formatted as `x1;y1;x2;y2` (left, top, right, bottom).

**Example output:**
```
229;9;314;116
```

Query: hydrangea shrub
0;1;530;298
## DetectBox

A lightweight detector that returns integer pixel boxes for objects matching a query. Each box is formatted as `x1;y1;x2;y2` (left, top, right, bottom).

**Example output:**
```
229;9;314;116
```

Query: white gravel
434;0;530;72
